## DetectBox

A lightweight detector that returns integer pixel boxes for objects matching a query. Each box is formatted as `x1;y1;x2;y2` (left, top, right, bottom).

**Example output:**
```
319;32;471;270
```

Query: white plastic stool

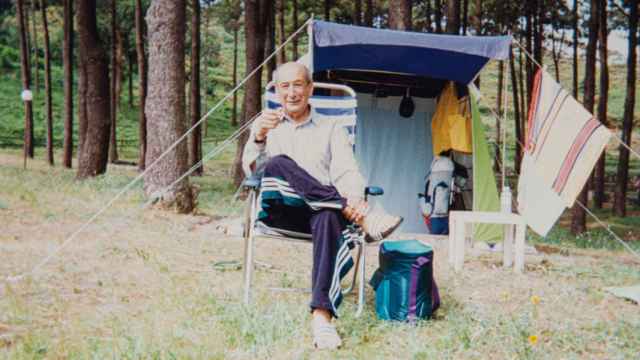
448;211;527;273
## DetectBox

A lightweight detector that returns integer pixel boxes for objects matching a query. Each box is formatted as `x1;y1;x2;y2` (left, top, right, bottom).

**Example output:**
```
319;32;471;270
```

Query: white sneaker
312;316;342;350
361;208;403;243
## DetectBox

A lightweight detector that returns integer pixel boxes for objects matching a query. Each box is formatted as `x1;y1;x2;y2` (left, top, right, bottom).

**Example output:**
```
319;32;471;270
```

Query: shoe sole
365;216;404;243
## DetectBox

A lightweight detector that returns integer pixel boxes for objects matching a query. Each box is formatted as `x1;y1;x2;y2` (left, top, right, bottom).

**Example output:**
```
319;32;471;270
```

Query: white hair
273;62;312;84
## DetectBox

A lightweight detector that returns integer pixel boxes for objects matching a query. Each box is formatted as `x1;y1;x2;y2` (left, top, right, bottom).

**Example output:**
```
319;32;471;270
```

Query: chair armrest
365;186;384;197
243;174;261;189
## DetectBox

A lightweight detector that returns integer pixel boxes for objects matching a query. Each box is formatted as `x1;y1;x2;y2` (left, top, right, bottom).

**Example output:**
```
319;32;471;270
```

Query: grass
1;151;640;359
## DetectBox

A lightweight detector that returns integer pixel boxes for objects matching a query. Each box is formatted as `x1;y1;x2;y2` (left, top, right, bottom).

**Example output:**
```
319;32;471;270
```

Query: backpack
370;240;440;321
419;156;454;234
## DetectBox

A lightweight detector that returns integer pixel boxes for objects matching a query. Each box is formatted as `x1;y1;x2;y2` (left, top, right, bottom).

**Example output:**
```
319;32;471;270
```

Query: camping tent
299;21;512;239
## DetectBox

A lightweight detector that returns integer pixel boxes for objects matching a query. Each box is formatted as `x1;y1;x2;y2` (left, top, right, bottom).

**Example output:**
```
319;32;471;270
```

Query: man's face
275;65;313;119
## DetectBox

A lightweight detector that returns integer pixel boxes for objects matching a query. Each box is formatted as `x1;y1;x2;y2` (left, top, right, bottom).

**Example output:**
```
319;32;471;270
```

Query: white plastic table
448;211;527;273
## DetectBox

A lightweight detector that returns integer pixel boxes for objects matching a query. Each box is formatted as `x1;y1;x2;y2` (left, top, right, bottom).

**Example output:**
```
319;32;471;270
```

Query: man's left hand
343;198;368;224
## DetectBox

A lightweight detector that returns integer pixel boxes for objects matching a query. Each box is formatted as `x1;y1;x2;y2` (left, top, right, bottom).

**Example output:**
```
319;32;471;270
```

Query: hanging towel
518;69;612;236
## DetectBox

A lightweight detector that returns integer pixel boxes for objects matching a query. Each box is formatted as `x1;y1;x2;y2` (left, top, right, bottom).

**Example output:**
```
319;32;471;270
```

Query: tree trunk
425;0;432;31
109;0;119;163
495;59;503;174
446;0;460;34
593;0;608;209
518;36;526;126
324;0;331;21
63;0;74;168
190;0;203;176
277;0;287;64
31;0;40;94
232;26;238;127
389;0;412;30
135;0;148;170
16;0;34;162
571;0;599;235
434;0;443;33
40;0;53;166
462;0;468;34
354;0;362;25
525;0;534;106
76;0;111;179
510;47;522;174
551;30;565;82
144;0;195;212
533;0;543;67
613;0;638;217
365;0;373;27
265;0;276;80
128;50;133;107
572;0;579;98
292;0;299;57
472;0;481;85
232;0;267;186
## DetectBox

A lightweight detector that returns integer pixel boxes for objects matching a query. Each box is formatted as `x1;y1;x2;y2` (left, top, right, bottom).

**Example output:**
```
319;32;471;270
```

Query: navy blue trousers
259;155;351;316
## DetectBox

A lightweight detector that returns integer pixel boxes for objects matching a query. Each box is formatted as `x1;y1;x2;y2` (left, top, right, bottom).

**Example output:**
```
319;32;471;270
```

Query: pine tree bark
446;0;460;34
572;0;579;98
389;0;412;30
190;0;203;176
277;0;287;64
354;0;362;25
571;0;599;235
510;47;522;174
232;26;238;126
16;0;34;161
425;0;432;31
31;0;40;94
533;0;544;67
144;0;195;212
324;0;331;20
76;0;111;179
135;0;148;170
265;0;276;80
365;0;373;27
40;0;53;166
593;0;608;209
495;60;503;174
63;0;74;168
232;0;267;186
462;0;468;34
434;0;443;33
109;0;119;163
613;0;638;216
292;0;299;57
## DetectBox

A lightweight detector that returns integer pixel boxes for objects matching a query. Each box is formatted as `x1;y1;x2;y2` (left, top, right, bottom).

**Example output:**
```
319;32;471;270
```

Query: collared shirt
242;107;365;198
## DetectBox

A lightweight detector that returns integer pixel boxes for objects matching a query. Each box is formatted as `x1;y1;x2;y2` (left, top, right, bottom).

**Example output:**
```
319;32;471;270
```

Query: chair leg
243;191;258;305
355;239;366;318
342;241;362;296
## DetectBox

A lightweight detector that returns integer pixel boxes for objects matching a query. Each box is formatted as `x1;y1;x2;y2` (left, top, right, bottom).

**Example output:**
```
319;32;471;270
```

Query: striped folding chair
242;82;383;317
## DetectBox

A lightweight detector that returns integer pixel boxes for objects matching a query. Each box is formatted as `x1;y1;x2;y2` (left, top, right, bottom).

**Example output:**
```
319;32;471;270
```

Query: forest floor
1;150;639;359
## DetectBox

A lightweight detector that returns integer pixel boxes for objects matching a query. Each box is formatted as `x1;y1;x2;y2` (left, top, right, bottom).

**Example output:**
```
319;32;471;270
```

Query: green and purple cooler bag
370;240;440;321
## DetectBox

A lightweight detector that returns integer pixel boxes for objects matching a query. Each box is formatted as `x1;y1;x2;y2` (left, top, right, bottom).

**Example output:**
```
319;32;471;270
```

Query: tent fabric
518;70;612;236
431;82;473;155
355;94;436;233
470;93;502;243
311;20;512;84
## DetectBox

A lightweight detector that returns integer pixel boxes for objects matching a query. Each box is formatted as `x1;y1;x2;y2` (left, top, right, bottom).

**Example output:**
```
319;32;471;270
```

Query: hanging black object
399;87;415;118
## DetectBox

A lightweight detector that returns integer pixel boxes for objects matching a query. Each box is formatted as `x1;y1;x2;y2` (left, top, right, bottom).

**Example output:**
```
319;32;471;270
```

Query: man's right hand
255;109;284;141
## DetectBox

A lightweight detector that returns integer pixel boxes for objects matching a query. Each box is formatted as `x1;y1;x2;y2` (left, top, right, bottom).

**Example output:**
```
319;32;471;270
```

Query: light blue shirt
242;107;365;198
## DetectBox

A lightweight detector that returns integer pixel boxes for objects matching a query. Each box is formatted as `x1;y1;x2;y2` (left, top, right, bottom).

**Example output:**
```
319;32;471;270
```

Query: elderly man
243;62;402;349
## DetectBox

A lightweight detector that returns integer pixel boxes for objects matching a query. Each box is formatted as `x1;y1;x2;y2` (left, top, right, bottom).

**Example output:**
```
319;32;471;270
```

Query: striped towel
518;69;611;236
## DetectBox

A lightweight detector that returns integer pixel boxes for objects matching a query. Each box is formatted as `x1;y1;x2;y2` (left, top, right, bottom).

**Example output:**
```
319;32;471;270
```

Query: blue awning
311;21;512;84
